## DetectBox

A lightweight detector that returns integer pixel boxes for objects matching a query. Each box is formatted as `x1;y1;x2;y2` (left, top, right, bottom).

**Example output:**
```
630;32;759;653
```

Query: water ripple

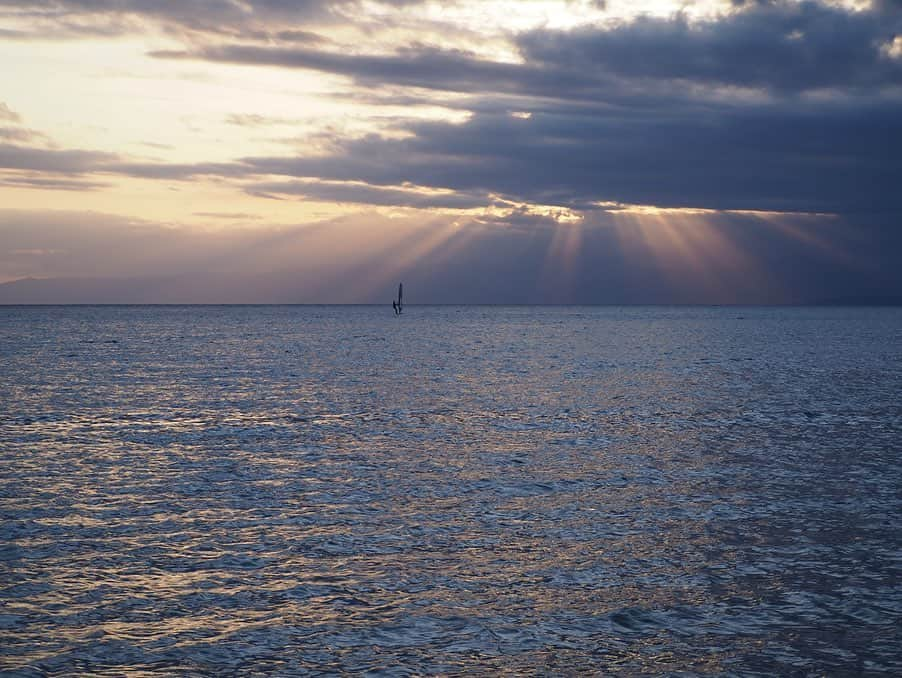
2;305;901;674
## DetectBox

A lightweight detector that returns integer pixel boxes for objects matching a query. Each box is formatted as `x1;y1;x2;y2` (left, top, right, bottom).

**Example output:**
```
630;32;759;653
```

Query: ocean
2;305;901;675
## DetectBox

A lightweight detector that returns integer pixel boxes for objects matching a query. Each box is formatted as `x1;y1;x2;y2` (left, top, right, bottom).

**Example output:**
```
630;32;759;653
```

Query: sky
1;0;900;303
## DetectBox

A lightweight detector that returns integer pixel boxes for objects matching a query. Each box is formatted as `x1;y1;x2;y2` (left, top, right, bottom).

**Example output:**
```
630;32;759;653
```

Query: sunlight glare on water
1;305;901;674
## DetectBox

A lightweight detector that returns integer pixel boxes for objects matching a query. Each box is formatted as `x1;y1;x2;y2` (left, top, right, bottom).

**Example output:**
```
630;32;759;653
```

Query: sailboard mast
398;283;403;313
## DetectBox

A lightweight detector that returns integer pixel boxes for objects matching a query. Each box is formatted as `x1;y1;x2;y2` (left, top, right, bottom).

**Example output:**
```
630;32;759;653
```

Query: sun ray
607;207;798;304
540;221;584;303
315;216;463;303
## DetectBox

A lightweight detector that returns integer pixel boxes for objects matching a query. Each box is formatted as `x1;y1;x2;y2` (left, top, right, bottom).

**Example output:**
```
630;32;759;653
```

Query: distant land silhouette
2;274;900;306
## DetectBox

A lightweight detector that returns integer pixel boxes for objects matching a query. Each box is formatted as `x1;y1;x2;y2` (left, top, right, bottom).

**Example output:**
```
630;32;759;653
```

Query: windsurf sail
392;283;403;315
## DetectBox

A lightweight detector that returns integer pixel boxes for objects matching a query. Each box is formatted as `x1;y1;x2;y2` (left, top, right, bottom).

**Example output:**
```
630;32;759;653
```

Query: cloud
0;102;22;123
0;105;53;146
137;1;902;219
0;174;109;190
0;0;345;39
245;179;492;209
101;159;248;179
4;88;899;216
242;28;328;43
4;2;901;217
518;2;902;94
3;74;900;216
0;144;117;174
0;124;52;146
872;0;902;12
139;141;175;150
225;113;301;127
150;2;902;98
150;44;534;96
233;96;902;215
0;127;39;143
193;211;262;219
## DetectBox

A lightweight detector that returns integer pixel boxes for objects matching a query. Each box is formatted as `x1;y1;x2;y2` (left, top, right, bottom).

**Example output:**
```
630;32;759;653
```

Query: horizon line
3;302;902;308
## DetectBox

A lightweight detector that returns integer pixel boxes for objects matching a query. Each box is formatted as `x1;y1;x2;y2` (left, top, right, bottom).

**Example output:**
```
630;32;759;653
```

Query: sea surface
1;305;901;676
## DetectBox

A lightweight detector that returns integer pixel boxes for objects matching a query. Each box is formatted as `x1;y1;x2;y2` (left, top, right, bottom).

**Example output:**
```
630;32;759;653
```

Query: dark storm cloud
236;95;902;214
151;2;902;97
6;1;902;218
3;86;899;216
517;1;902;93
140;1;902;218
